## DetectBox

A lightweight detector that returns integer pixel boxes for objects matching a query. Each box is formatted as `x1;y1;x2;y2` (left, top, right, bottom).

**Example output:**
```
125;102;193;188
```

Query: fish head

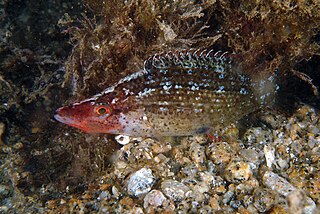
54;99;122;134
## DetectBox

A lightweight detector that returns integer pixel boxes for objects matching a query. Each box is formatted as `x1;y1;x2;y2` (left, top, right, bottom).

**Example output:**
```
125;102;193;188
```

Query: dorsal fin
144;49;233;72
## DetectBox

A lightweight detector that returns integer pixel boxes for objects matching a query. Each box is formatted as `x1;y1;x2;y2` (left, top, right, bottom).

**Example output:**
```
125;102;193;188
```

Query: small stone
253;188;276;212
97;191;111;201
131;206;144;214
189;142;205;165
13;142;23;150
206;141;234;165
308;124;319;135
161;179;190;202
127;168;155;197
287;190;305;214
209;194;221;211
0;184;10;198
222;185;234;204
143;190;167;208
264;171;317;213
225;161;252;183
119;196;134;207
263;171;296;196
276;158;289;170
239;148;261;169
264;144;276;168
115;134;130;145
0;206;9;213
112;186;120;198
295;105;317;122
243;127;273;147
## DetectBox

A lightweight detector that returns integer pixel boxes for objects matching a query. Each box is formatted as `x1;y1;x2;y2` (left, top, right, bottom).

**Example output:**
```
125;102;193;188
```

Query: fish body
54;49;276;137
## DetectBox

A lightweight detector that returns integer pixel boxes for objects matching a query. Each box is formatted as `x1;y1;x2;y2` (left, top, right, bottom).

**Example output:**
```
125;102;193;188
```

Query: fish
54;49;277;137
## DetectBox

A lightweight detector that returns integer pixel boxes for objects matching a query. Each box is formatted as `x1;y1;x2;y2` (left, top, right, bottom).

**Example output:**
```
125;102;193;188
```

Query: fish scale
54;49;277;137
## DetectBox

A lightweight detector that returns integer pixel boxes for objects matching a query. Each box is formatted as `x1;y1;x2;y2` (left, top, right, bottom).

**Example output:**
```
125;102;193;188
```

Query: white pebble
115;135;130;145
143;190;167;208
127;168;155;197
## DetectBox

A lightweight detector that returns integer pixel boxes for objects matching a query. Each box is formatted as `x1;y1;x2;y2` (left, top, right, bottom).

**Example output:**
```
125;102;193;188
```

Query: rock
206;141;235;165
112;186;121;199
127;168;156;197
287;190;305;214
225;161;252;183
239;148;261;170
263;171;317;214
97;191;111;201
243;127;273;148
189;142;205;165
143;190;167;208
209;194;221;211
161;179;190;202
253;188;276;212
263;171;296;196
0;184;10;199
115;134;130;145
264;144;276;168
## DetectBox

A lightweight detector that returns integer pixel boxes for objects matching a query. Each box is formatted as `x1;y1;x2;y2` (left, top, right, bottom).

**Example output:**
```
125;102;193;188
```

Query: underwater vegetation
0;0;319;212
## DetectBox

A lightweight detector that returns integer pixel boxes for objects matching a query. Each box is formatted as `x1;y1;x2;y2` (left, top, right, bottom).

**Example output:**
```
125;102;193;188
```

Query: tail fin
252;69;279;107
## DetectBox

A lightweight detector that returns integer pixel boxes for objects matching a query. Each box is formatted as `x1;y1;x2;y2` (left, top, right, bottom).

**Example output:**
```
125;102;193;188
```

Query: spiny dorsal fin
144;49;233;72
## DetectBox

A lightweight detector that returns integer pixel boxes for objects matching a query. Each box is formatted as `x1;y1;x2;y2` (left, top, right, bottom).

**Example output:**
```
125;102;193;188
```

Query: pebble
0;184;10;198
115;134;130;145
243;127;273;147
143;190;167;208
263;171;316;214
209;194;221;211
127;168;156;197
253;188;276;212
112;186;120;199
263;144;276;168
239;148;261;170
263;171;296;196
225;161;252;183
189;142;205;165
206;141;235;165
161;179;190;202
97;191;110;201
287;190;306;214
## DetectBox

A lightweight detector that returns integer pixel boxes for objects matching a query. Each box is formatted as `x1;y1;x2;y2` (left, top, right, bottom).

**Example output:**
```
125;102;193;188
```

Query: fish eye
95;105;111;116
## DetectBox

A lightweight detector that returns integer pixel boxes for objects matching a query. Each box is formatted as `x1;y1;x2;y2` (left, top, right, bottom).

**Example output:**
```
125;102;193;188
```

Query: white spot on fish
240;88;248;94
158;101;169;105
159;107;168;111
191;85;199;91
138;88;156;97
123;88;131;95
111;98;119;104
163;85;172;91
216;85;225;93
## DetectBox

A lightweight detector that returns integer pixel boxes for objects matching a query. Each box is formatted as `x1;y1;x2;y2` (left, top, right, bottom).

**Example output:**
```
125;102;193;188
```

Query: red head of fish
54;101;119;133
54;97;126;134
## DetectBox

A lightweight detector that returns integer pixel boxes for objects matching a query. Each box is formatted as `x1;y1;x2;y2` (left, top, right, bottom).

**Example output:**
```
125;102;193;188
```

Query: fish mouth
54;113;67;124
54;108;91;132
54;107;77;126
